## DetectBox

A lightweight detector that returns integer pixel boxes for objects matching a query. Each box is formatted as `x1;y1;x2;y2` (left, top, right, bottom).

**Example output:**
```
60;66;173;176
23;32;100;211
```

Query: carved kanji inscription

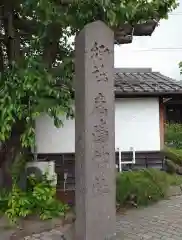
92;65;109;82
93;143;110;167
90;41;111;60
92;121;109;143
92;171;110;195
90;41;111;82
93;93;108;116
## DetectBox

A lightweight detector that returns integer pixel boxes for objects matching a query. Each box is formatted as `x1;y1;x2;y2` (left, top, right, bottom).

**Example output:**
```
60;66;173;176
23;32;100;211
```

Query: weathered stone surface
75;20;115;240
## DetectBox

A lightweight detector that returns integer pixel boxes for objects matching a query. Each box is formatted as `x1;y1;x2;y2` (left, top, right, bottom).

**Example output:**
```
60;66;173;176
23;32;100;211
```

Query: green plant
116;169;170;207
165;123;182;149
165;159;178;174
163;147;182;166
0;189;9;213
28;173;69;220
5;173;69;224
166;173;182;186
5;184;32;224
3;153;68;224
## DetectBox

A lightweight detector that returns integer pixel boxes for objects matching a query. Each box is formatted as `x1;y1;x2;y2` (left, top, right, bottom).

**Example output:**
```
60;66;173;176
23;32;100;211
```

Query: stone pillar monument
75;21;116;240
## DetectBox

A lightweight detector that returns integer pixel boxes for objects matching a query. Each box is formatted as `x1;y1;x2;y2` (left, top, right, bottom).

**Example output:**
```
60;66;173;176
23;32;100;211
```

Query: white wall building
35;68;182;155
35;97;160;153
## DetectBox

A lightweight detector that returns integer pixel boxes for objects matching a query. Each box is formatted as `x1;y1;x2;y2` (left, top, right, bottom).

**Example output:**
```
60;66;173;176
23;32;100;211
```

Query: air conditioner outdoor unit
26;161;57;186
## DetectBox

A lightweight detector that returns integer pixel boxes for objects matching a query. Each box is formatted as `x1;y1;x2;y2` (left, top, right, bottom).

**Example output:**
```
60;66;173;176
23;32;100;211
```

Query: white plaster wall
115;98;160;152
35;114;75;153
115;0;182;80
35;98;160;153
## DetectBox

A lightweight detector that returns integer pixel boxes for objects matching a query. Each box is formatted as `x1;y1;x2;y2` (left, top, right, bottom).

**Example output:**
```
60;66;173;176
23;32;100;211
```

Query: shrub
166;173;182;186
165;159;178;174
27;173;69;220
4;173;69;224
116;169;170;207
164;123;182;168
0;153;69;224
0;189;9;213
165;123;182;149
5;184;32;223
163;147;182;166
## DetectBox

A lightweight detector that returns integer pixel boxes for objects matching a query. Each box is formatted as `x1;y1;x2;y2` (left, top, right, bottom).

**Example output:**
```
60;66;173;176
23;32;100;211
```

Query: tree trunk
0;134;21;189
0;122;29;189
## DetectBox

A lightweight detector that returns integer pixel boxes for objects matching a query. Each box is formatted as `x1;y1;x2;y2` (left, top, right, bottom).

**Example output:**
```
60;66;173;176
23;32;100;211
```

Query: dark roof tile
114;70;182;96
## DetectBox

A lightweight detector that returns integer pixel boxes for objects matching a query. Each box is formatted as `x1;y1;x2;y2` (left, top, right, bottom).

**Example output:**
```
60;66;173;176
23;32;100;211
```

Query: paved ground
23;196;182;239
116;195;182;239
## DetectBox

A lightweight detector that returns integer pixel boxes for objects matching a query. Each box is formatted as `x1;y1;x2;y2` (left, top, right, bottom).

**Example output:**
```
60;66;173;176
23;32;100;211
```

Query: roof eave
115;91;182;98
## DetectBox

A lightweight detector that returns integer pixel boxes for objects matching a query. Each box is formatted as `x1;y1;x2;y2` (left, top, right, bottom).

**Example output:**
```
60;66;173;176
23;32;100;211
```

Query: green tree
0;0;178;184
179;61;182;75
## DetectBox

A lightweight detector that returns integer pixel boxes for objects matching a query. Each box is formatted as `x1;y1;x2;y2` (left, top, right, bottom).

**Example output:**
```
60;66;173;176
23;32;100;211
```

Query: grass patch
166;173;182;186
165;123;182;149
116;168;182;208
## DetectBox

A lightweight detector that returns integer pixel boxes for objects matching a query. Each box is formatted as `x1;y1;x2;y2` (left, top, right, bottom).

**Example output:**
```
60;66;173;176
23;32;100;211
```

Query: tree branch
0;42;4;72
13;14;39;36
42;23;63;67
2;2;22;65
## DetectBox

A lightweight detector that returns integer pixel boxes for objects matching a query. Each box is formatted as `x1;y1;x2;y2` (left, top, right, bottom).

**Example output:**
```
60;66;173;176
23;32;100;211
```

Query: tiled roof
114;68;182;96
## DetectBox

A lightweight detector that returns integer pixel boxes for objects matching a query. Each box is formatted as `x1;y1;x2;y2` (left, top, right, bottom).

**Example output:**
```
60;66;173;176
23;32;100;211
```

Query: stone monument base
62;223;124;240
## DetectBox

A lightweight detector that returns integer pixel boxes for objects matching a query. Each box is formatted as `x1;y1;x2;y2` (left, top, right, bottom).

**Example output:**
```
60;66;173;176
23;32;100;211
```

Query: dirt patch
0;212;75;240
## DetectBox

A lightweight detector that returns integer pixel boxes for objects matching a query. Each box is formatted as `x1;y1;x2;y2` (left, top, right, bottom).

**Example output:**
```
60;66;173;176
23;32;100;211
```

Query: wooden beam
159;97;165;150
